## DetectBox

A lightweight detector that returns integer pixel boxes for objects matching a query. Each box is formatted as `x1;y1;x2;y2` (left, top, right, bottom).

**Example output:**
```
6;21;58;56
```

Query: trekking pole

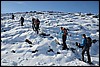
55;31;57;38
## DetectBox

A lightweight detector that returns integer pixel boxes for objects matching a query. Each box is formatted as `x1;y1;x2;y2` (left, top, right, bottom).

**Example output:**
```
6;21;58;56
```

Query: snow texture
1;11;99;66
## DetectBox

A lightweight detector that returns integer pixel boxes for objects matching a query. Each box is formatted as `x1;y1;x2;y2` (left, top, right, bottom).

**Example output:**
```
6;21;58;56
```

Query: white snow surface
1;11;99;66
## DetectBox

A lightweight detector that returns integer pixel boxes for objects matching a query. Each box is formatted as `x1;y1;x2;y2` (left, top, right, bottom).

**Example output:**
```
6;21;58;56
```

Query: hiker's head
32;17;35;20
82;34;86;38
61;27;64;30
87;37;91;42
32;17;35;19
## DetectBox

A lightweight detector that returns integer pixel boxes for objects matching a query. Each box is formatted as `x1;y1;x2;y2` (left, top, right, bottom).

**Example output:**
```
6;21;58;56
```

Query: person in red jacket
34;18;40;34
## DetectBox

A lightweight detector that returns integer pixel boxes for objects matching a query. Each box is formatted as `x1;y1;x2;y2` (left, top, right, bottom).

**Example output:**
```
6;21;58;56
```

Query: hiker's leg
37;24;39;34
62;35;67;49
32;25;34;31
22;21;24;26
33;24;35;30
21;21;23;26
82;47;85;61
34;24;37;31
87;48;91;63
32;23;35;30
37;29;39;34
64;35;67;48
62;35;65;49
37;24;39;30
35;25;38;34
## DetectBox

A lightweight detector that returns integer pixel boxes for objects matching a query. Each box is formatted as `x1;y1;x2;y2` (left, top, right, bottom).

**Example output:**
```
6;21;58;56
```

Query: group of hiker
12;14;40;34
12;14;93;63
32;17;40;34
60;27;92;63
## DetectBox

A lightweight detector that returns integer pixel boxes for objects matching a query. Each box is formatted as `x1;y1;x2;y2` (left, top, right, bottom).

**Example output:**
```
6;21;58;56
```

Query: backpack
64;28;68;35
86;37;92;47
34;19;40;25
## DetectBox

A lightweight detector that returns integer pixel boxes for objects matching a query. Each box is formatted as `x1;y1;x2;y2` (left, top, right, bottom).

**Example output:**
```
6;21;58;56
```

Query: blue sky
1;1;99;14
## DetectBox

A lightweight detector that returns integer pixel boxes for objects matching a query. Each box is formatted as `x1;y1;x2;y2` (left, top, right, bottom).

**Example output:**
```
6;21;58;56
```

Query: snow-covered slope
1;11;99;66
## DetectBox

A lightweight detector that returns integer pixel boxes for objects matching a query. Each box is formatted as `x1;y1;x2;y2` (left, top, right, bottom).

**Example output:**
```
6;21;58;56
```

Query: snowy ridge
1;11;99;66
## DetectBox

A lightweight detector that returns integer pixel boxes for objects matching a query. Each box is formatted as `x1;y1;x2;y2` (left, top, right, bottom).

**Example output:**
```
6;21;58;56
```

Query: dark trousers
82;47;91;62
62;35;67;49
32;24;35;31
21;21;24;26
35;24;39;34
12;17;14;19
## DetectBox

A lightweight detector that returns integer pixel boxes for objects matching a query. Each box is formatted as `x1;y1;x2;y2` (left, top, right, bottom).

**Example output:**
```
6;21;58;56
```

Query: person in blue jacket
60;27;69;50
76;34;91;63
76;34;87;48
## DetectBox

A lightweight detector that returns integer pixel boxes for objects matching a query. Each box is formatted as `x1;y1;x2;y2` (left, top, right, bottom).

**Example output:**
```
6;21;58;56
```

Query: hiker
76;34;91;63
12;14;14;19
20;17;24;26
85;37;92;63
34;18;40;34
32;17;35;31
60;27;69;50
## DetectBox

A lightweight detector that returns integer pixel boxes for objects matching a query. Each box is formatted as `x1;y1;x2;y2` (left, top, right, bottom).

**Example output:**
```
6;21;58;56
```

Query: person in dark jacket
12;14;14;19
20;17;24;26
34;18;40;34
76;34;91;63
60;27;69;50
82;37;91;63
32;17;35;31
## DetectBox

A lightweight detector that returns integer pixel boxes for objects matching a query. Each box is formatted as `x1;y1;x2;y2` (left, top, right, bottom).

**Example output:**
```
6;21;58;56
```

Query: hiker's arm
59;30;63;35
80;39;86;46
